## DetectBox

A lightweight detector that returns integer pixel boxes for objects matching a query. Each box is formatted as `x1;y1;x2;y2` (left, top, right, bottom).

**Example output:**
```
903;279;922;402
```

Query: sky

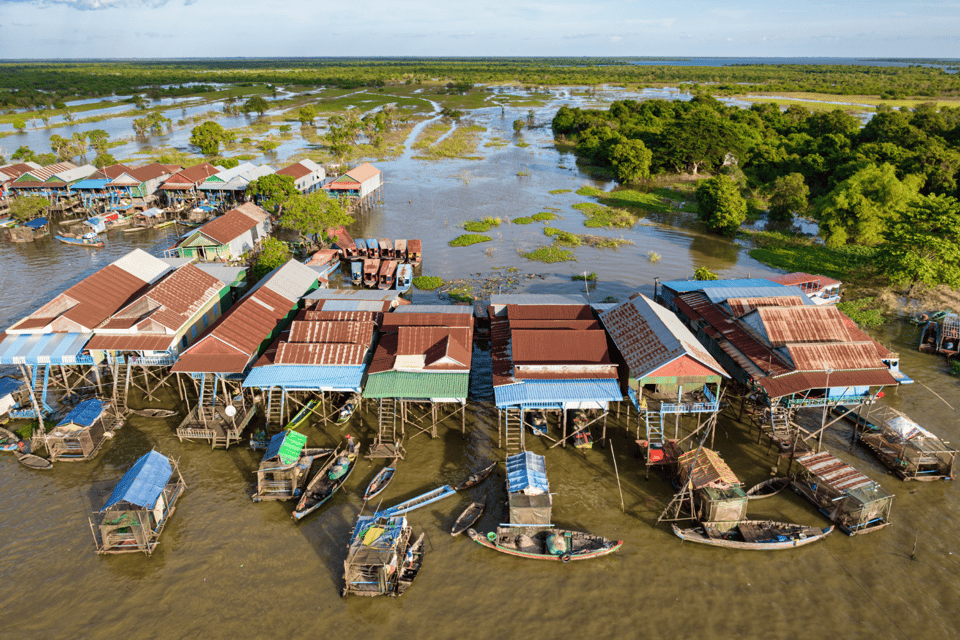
0;0;958;60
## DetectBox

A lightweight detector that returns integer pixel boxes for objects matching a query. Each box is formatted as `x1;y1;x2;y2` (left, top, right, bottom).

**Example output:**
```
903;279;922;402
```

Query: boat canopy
56;398;104;428
103;451;172;510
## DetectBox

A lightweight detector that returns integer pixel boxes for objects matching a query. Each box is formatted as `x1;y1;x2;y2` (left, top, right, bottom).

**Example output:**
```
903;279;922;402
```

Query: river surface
1;87;959;640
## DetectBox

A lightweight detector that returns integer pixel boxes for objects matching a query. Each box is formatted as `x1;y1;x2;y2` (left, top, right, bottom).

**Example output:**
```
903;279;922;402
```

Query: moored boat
396;263;413;292
407;239;422;265
337;393;360;424
671;520;834;550
378;260;398;290
0;426;20;451
16;451;52;469
363;458;398;501
396;533;425;596
468;527;623;562
342;514;419;597
453;461;497;491
363;259;380;288
451;498;486;536
288;399;319;431
366;238;379;258
745;477;790;499
354;238;368;259
56;234;104;248
378;238;393;259
292;448;357;520
394;239;408;262
350;261;363;286
128;408;178;419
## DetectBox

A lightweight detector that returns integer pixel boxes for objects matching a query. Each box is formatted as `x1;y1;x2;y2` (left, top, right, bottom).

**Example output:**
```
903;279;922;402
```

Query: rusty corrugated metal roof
726;296;806;317
512;329;610;365
85;334;176;352
766;272;841;288
275;342;367;366
115;263;225;333
787;341;887;372
301;310;382;324
795;451;877;492
288;320;374;345
199;208;261;245
755;306;851;345
381;313;474;329
507;304;593;321
508;319;600;330
759;369;897;398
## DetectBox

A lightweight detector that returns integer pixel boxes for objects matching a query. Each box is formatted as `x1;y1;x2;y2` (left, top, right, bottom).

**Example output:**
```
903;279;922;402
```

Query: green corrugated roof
279;430;307;465
363;371;469;400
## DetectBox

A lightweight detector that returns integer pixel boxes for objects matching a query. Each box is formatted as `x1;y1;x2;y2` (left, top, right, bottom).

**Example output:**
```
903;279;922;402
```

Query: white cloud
3;0;171;9
610;35;623;42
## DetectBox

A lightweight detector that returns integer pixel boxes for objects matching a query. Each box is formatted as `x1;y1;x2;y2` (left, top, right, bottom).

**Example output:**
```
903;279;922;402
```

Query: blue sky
1;0;958;59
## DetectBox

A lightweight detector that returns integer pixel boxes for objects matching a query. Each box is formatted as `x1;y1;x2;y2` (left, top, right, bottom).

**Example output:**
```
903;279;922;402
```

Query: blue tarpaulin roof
0;332;92;365
140;207;163;218
506;451;549;494
660;278;785;294
0;376;22;397
56;398;103;428
103;451;173;510
71;179;110;190
242;365;365;392
24;217;48;229
494;378;623;409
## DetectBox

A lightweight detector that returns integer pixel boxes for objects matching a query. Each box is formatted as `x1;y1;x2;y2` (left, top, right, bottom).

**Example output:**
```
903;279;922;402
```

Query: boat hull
293;453;356;520
671;521;833;550
468;527;623;562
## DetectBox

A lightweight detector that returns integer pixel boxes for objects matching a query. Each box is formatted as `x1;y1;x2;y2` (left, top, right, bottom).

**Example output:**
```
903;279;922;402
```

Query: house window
181;335;188;350
192;326;197;339
202;314;208;328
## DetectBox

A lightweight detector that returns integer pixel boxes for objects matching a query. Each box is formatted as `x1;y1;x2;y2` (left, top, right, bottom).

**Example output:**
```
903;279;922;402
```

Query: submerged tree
280;191;354;245
609;139;652;184
190;121;230;156
695;176;747;236
765;172;809;221
10;195;49;223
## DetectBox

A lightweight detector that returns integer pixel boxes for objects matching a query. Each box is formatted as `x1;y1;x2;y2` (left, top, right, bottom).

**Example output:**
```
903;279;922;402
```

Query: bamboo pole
610;441;625;513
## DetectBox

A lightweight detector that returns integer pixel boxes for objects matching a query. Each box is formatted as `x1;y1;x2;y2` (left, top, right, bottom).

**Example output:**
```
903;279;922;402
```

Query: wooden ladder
504;408;523;453
769;406;793;441
265;388;284;427
645;409;664;447
377;398;398;447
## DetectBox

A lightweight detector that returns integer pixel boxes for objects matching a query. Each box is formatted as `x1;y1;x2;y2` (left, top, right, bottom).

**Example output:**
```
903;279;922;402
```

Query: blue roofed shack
505;451;552;526
46;397;119;462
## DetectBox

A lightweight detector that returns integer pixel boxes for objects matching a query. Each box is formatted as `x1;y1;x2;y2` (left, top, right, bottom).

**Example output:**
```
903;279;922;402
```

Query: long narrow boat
288;399;319;431
366;238;379;259
375;485;457;517
451;498;486;536
364;458;398;501
363;259;380;288
407;239;422;266
350;261;363;286
396;263;413;292
337;393;360;424
354;238;368;259
671;521;834;550
745;477;790;500
56;234;104;248
128;408;178;419
394;239;408;263
378;260;398;290
16;452;52;470
468;527;623;562
292;449;357;520
453;461;497;491
396;533;425;596
378;238;393;259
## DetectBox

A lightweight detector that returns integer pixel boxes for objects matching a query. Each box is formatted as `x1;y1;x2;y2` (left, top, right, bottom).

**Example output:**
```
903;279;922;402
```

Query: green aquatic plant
531;211;557;222
524;246;577;263
449;234;493;247
413;276;444;290
549;189;573;195
463;217;502;232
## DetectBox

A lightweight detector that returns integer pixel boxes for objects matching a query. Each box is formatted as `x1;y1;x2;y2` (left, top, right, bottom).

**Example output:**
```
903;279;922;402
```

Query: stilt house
322;163;382;209
275;160;325;194
164;202;270;262
45;398;122;462
158;163;221;209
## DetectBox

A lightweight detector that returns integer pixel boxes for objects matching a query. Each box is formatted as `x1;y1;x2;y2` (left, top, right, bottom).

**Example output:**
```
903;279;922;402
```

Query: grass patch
412;122;451;149
524;246;577;263
572;202;637;228
549;189;573;195
415;123;485;160
14;422;37;440
485;137;509;148
449;234;493;247
413;276;444;290
531;211;557;222
576;185;604;197
543;227;581;246
837;297;886;327
513;216;534;225
516;140;530;148
463;217;502;232
746;230;877;282
572;272;598;282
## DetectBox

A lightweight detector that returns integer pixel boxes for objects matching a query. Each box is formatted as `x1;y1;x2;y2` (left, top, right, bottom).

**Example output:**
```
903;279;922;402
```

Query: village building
765;272;842;305
170;259;319;448
275;159;325;194
164;202;270;262
158;163;221;209
104;162;181;211
322;162;382;209
488;294;623;453
8;162;80;203
198;163;274;208
302;288;409;312
44;398;122;462
362;307;475;458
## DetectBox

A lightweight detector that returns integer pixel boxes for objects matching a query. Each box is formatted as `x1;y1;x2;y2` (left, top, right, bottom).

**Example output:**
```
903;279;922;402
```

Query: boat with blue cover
351;261;363;285
56;233;104;248
396;263;413;292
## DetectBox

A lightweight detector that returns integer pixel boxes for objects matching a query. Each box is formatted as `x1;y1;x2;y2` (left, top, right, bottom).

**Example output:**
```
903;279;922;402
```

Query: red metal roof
159;163;219;189
173;352;251;374
275;342;368;365
301;310;383;324
506;304;593;321
726;296;806;317
288;320;374;345
512;329;610;365
198;208;260;245
85;334;176;352
787;341;887;372
488;311;514;387
397;326;471;358
275;162;313;180
98;164;134;179
381;313;474;329
766;272;841;288
57;264;151;331
0;163;38;180
117;264;224;332
508;319;600;330
755;306;851;346
305;249;339;267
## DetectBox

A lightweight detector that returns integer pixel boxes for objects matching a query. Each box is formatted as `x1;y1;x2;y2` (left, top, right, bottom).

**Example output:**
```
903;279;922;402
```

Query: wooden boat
366;238;379;258
378;238;393;259
128;408;178;419
354;238;368;259
350;260;363;286
376;485;457;517
363;259;380;288
573;427;593;449
670;520;834;550
337;393;360;424
176;220;203;229
364;458;398;501
16;452;52;470
56;234;104;248
288;399;319;431
407;239;422;266
468;527;623;562
292;450;357;520
0;426;20;451
394;239;408;263
396;533;425;596
396;263;413;292
451;498;487;536
378;260;398;290
453;461;497;491
745;477;790;500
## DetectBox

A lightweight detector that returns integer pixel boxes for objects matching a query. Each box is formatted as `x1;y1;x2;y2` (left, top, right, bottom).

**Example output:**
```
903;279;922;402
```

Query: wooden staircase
265;388;284;427
645;409;664;447
369;398;405;459
504;408;523;453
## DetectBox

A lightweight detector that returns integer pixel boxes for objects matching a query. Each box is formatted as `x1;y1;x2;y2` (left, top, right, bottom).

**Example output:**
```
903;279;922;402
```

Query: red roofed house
165;202;271;262
322;162;382;208
275;159;325;194
158;162;221;208
765;272;842;305
106;162;182;209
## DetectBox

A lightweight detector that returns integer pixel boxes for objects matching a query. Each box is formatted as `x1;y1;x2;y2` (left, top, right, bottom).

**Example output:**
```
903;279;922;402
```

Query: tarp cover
24;217;48;229
56;398;103;428
506;451;549;495
103;451;172;510
264;430;307;465
886;415;933;441
0;376;22;397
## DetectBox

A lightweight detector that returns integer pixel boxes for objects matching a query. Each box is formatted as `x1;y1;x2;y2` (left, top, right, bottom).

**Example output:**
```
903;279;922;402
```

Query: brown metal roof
0;163;38;180
837;313;894;359
397;326;471;357
726;296;806;317
173;352;251;374
275;342;368;365
511;329;610;365
288;320;374;345
110;264;224;332
787;342;887;372
759;369;897;398
98;164;134;179
506;304;593;321
755;306;851;346
54;264;152;331
275;162;313;180
199;208;260;245
301;310;383;324
85;334;176;352
508;319;600;330
381;313;474;330
489;311;514;387
159;163;220;189
128;163;180;182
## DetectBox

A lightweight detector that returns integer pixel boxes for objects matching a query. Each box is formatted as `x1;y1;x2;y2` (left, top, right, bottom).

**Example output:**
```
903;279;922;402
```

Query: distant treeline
2;59;960;108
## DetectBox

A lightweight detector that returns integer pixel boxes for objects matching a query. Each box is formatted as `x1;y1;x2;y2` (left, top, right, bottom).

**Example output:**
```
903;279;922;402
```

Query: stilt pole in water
610;441;625;513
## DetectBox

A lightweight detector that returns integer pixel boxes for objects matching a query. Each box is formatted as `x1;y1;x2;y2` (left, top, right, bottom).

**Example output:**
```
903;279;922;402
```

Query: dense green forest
552;97;960;290
1;58;960;109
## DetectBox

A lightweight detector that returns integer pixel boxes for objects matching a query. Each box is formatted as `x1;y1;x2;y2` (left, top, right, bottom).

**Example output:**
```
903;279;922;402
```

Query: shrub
572;272;598;281
513;216;534;224
413;276;444;290
837;297;886;327
694;267;719;281
647;251;661;263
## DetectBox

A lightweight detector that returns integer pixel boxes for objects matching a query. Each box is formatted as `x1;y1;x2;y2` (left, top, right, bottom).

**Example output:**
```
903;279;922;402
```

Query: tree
875;194;960;292
253;238;291;280
815;163;919;247
694;267;720;281
297;105;317;125
246;174;298;214
280;191;355;245
12;118;26;131
70;132;88;160
326;113;361;161
695;176;747;236
243;96;269;117
661;108;746;175
190;121;229;156
10;195;49;223
12;146;37;163
87;129;110;156
512;118;524;134
766;172;809;221
94;152;118;169
609;139;652;183
49;134;72;161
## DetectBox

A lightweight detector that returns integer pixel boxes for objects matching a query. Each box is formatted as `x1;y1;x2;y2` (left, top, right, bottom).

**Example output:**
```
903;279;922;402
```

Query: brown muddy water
2;90;959;640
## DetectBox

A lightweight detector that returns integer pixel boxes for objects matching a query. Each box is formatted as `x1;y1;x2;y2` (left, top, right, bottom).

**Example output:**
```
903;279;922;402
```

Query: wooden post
461;400;466;437
610;441;625;513
562;409;567;448
497;409;501;449
93;364;103;396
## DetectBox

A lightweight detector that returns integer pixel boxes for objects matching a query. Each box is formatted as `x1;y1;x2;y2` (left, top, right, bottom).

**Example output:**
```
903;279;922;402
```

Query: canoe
396;533;425;596
364;459;398;501
671;520;834;550
292;451;357;521
454;461;497;491
0;426;20;451
337;394;360;424
451;498;487;536
573;427;593;449
745;477;791;500
468;527;623;562
129;408;178;419
56;235;104;248
16;452;52;470
287;399;319;432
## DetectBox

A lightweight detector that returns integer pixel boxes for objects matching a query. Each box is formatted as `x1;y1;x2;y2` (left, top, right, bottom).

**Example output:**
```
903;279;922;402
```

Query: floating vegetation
694;267;719;281
516;140;530;148
543;227;581;246
549;189;573;195
602;296;619;304
576;185;604;197
543;227;633;249
517;170;530;177
531;211;557;222
463;217;502;232
647;251;661;263
572;202;637;228
446;285;474;303
572;272;598;282
524;246;577;263
413;276;444;290
449;234;493;247
485;137;509;148
837;297;886;327
513;216;534;225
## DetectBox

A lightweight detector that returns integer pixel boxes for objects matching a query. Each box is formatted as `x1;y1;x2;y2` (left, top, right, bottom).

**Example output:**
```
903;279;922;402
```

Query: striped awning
242;365;365;392
493;378;623;409
0;332;92;365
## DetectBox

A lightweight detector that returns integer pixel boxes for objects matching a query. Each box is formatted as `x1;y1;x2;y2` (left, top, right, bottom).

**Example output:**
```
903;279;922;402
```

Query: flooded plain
1;86;959;640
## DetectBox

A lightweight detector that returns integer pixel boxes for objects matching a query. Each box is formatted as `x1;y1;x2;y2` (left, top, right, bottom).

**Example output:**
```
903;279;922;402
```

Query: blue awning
0;332;93;365
506;451;549;494
56;398;104;428
103;451;173;510
71;179;110;190
494;378;623;409
24;217;48;229
242;365;365;392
